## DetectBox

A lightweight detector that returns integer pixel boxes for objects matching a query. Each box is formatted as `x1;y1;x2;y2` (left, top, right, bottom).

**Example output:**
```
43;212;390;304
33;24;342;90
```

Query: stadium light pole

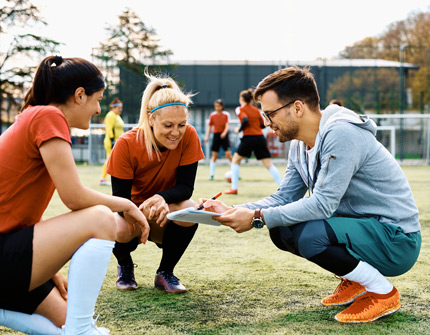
399;43;408;114
399;43;408;161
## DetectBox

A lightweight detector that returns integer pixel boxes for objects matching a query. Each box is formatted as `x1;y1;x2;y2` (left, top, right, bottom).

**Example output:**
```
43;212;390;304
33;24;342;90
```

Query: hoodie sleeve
251;123;368;229
237;149;308;210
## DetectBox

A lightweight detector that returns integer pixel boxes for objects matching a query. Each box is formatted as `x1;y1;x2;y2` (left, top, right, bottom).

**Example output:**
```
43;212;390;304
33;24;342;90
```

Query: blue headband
111;103;122;107
150;102;188;114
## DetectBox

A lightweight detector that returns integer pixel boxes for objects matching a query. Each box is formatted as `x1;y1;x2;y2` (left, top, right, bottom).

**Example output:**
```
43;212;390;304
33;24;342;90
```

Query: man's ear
294;100;305;118
74;87;86;104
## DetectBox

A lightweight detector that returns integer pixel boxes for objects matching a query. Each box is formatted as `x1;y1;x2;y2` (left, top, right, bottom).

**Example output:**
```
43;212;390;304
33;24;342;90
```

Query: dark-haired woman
100;98;124;186
0;56;149;335
225;89;281;194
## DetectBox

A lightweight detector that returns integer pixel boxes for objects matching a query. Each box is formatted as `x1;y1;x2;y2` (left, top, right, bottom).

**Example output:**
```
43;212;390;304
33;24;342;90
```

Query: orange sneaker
225;188;238;194
335;287;401;323
321;276;366;306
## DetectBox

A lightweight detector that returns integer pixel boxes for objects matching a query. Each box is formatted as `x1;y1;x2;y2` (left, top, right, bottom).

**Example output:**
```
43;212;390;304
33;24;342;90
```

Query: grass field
1;163;429;335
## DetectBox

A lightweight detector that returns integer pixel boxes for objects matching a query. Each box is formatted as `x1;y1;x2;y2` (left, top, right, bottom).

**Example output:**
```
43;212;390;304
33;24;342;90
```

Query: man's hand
52;271;68;301
197;199;231;214
139;194;169;227
214;207;254;233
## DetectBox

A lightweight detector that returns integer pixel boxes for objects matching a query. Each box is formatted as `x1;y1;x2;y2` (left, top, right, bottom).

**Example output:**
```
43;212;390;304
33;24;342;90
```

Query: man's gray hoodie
240;104;420;234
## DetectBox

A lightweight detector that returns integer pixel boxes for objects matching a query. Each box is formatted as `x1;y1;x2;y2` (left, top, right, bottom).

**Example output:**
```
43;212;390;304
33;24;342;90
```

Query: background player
204;98;232;180
226;89;281;194
100;98;124;186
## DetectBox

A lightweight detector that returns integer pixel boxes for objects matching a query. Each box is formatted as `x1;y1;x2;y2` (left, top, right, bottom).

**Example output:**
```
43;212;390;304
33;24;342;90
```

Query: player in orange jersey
0;56;148;335
107;73;204;294
204;99;233;180
225;89;281;194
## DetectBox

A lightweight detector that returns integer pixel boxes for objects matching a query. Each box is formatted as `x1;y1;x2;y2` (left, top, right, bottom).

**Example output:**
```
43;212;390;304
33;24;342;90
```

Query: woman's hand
52;271;68;301
123;202;150;244
139;194;169;227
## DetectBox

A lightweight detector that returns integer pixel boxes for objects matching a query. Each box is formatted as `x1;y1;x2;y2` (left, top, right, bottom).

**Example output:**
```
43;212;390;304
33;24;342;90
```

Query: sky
5;0;430;62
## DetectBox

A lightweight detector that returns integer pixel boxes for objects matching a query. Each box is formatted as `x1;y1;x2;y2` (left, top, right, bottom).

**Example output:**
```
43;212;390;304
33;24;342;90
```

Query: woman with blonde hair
100;98;124;186
107;73;204;293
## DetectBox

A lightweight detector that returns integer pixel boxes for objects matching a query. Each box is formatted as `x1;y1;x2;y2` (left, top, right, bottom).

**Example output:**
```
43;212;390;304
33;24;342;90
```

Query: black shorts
211;133;231;152
236;135;271;160
0;225;55;314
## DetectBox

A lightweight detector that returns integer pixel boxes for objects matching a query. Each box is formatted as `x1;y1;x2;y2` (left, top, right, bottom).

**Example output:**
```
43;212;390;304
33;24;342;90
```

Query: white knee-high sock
64;238;114;335
231;163;240;190
268;165;282;185
0;309;62;335
209;161;216;177
343;261;393;294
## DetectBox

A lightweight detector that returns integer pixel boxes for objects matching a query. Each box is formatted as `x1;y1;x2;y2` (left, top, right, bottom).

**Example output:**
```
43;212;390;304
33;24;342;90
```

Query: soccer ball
224;170;232;183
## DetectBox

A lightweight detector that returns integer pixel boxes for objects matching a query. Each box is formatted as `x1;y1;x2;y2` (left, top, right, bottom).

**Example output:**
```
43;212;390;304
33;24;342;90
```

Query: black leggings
269;220;359;276
113;222;198;273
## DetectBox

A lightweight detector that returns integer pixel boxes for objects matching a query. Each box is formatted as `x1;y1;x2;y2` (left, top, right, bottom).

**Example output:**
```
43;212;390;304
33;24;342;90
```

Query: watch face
252;218;264;229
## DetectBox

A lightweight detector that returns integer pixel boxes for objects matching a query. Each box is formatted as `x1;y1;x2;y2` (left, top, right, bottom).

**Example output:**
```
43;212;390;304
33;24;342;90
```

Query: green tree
338;8;430;110
94;8;172;65
327;68;400;113
92;8;173;122
339;37;381;59
0;0;60;132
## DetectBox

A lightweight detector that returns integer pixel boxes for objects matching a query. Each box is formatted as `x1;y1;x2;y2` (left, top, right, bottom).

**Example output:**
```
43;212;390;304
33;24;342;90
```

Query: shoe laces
119;263;137;282
159;271;180;285
333;275;353;294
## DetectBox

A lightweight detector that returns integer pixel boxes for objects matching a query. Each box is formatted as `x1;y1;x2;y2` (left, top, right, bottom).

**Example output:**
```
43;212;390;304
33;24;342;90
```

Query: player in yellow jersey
100;98;124;185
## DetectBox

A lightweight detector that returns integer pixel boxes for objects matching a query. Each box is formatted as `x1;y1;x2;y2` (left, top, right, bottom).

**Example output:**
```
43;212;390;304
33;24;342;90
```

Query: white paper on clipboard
167;207;221;226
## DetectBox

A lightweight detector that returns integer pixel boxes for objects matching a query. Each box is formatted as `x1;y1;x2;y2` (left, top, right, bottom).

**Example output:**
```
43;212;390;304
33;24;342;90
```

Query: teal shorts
325;216;421;277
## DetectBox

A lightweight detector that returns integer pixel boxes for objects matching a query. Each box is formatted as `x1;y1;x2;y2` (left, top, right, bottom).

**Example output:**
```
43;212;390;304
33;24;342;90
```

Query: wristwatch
251;209;265;229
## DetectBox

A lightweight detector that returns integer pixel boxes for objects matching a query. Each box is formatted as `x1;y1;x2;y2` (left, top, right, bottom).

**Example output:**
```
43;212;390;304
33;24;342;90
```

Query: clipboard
166;207;221;226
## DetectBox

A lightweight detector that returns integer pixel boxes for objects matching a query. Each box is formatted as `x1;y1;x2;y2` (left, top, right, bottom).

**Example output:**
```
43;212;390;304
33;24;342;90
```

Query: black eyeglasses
261;100;295;123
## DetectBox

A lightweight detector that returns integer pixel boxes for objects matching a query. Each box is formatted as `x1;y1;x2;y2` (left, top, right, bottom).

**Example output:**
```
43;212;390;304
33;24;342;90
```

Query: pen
197;191;222;210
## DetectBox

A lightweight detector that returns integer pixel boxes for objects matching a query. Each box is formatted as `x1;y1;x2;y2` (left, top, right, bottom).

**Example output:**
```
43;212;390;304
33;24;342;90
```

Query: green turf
1;164;429;334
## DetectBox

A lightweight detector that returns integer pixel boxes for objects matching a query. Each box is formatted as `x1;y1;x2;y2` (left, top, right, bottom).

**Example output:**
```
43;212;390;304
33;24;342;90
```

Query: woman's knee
86;205;116;241
169;199;194;212
262;158;273;169
168;200;197;227
114;213;141;242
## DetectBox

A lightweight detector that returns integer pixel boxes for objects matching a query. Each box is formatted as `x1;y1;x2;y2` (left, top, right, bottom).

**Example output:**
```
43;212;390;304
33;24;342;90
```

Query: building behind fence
71;113;430;166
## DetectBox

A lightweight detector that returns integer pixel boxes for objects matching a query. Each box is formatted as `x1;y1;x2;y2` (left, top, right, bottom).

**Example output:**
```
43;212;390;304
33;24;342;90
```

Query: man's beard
275;120;299;143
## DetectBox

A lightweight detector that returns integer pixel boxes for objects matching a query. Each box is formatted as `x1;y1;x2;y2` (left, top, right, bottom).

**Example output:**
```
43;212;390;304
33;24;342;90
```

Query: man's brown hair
253;66;320;110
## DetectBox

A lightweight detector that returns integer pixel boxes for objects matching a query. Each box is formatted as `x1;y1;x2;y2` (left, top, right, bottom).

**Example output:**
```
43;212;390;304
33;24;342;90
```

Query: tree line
1;1;430;133
328;9;430;112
